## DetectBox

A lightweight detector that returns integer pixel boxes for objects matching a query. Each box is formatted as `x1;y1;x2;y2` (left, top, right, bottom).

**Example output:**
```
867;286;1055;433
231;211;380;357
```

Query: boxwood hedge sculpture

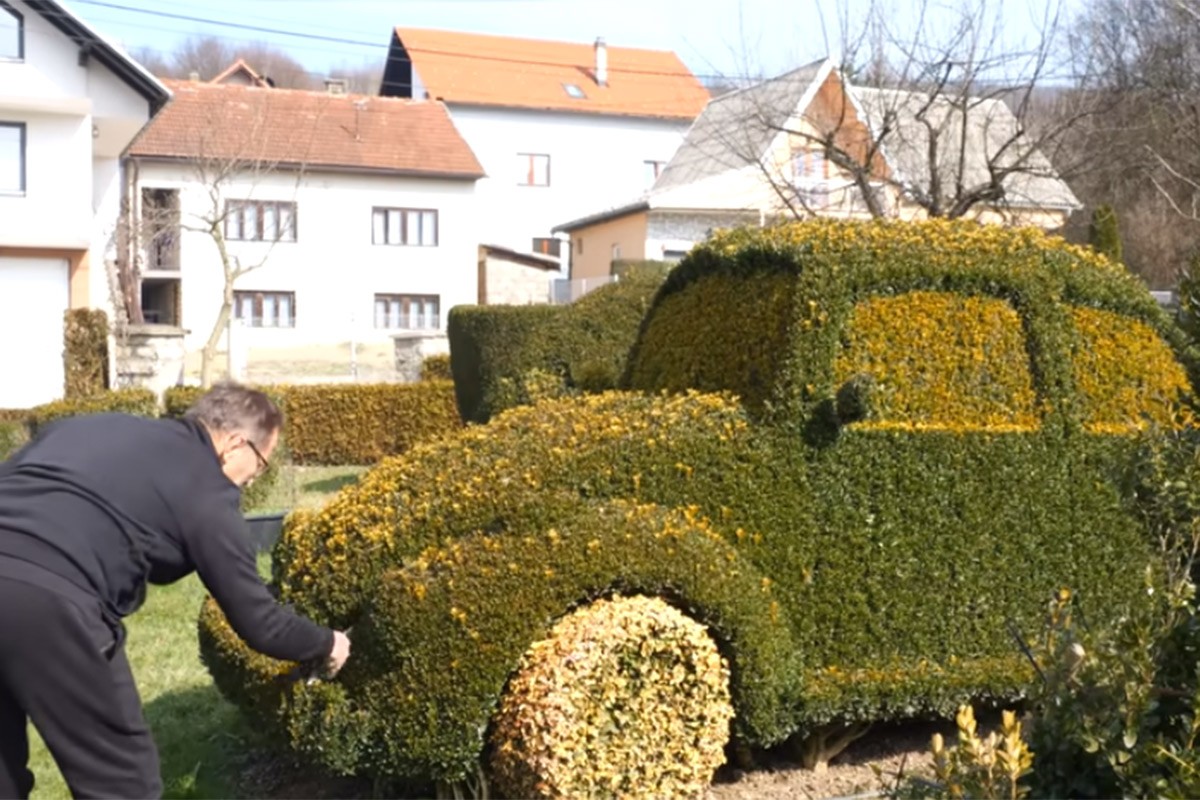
198;219;1199;796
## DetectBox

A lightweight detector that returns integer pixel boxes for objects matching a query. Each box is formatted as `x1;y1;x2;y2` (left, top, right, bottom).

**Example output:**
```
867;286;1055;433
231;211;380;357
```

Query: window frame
0;121;25;195
0;0;24;62
518;152;551;187
232;290;297;328
373;293;441;330
371;206;439;247
223;200;298;243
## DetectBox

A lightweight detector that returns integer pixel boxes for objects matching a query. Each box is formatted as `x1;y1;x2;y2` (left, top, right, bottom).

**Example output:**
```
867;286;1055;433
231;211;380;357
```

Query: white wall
0;112;92;248
134;162;480;352
447;106;689;262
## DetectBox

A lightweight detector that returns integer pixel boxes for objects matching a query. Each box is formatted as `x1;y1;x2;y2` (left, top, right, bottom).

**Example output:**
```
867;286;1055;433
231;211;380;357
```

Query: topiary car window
833;291;1040;430
1068;306;1191;433
627;271;795;414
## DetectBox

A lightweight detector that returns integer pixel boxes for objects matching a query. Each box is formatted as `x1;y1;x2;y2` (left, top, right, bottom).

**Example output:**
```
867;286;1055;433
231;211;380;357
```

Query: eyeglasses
244;438;270;477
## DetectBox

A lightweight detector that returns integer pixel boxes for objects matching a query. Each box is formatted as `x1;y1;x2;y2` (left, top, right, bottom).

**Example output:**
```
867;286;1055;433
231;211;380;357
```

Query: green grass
26;465;366;799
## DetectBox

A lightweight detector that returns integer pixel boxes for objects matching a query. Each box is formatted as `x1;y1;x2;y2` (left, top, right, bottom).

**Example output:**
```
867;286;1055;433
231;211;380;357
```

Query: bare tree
133;35;319;89
712;0;1103;226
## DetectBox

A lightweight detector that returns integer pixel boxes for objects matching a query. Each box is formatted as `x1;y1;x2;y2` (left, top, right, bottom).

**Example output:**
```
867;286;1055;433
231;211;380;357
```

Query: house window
0;122;24;194
233;290;295;328
793;149;829;183
372;207;438;246
643;160;666;186
518;153;550;187
224;200;297;242
374;293;440;330
0;2;22;61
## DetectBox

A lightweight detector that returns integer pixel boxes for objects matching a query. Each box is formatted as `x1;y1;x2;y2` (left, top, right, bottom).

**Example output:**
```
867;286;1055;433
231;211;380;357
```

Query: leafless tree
133;35;319;89
713;0;1105;226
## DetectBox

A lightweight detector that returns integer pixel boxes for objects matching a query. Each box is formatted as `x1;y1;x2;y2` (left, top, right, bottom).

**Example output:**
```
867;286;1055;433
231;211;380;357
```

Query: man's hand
326;630;351;676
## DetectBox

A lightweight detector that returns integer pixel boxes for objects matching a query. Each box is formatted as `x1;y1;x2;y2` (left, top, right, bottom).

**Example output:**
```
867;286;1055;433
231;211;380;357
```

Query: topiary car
199;219;1199;797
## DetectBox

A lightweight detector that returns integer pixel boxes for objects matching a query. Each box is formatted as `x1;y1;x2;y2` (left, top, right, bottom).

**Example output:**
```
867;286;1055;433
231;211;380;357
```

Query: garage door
0;257;69;409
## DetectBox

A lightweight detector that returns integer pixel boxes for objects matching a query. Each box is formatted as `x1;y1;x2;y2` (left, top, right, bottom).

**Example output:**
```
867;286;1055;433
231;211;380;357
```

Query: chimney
594;37;608;87
325;78;348;95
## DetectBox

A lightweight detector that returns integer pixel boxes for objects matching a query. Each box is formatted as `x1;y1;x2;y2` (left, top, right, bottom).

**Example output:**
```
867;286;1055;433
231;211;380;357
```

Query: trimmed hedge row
198;219;1195;789
165;382;462;465
447;268;665;424
63;309;110;398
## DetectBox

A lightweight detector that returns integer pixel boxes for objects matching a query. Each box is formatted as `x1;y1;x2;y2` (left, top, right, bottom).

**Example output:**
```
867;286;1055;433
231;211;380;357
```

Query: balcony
141;232;180;273
794;180;893;217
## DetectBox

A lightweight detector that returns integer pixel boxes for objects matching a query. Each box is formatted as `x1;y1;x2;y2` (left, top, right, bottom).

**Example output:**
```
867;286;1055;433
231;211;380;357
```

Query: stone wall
394;331;450;383
114;324;187;399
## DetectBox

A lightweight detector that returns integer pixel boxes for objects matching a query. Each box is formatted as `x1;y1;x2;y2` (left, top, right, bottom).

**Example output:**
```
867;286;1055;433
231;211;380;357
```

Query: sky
59;0;1086;86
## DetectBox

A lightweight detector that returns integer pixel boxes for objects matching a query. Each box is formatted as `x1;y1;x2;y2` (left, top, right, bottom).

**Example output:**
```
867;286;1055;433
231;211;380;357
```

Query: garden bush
29;387;159;433
63;309;109;398
0;421;27;460
165;382;461;466
200;219;1198;791
419;353;452;382
489;593;734;799
447;269;665;423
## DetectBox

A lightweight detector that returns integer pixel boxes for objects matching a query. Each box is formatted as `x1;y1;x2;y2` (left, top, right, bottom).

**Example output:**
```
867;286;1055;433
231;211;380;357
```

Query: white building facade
0;0;169;408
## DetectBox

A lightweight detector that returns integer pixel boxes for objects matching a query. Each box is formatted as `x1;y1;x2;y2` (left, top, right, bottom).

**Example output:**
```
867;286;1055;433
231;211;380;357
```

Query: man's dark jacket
0;412;332;663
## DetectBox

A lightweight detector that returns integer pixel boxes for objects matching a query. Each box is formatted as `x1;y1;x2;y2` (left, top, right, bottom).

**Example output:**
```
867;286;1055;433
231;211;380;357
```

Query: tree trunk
200;278;234;388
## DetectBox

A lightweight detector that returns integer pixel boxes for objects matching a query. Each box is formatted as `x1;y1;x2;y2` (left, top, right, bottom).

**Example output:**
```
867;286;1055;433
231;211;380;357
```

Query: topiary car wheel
488;593;735;799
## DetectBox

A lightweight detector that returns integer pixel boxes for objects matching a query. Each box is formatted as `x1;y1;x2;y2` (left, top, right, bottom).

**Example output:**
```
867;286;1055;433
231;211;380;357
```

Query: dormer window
0;1;23;61
563;83;586;99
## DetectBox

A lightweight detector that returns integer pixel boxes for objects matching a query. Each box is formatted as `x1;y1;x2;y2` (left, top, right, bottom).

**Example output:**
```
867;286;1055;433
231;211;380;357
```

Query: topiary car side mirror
835;374;876;426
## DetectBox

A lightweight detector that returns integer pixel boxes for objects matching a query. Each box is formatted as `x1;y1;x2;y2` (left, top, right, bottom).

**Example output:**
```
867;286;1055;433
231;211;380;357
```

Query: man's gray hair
183;381;282;446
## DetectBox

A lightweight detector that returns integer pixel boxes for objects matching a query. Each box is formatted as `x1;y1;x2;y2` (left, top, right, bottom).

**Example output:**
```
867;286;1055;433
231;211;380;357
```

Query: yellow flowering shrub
489;594;734;800
1068;306;1193;433
833;292;1040;431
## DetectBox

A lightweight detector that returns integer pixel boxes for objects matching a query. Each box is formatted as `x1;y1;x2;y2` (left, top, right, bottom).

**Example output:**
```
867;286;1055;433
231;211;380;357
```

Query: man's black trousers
0;572;161;799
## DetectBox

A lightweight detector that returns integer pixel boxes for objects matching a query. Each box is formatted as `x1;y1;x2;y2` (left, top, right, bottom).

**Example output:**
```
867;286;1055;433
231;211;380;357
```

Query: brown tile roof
391;28;710;120
128;79;485;179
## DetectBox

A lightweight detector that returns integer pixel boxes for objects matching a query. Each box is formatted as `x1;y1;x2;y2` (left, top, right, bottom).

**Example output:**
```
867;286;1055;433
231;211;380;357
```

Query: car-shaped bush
199;219;1199;797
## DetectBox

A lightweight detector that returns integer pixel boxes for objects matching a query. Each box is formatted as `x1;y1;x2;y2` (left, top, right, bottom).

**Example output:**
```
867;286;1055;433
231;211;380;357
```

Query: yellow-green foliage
200;219;1198;790
626;218;1199;434
271;390;752;622
282;382;461;465
627;272;795;415
0;421;27;460
833;292;1041;431
489;594;734;800
164;382;462;466
29;387;158;432
63;309;109;398
420;354;452;382
1068;307;1192;433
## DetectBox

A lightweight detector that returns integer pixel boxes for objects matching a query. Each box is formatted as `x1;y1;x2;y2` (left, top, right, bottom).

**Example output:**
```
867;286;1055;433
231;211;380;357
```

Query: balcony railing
795;180;893;216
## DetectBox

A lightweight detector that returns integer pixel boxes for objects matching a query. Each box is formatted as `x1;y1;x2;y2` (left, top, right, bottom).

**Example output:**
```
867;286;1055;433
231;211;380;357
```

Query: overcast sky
60;0;1084;84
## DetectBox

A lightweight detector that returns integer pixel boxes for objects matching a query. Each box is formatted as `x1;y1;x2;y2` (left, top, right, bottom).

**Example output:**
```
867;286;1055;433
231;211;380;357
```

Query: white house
554;57;1083;286
0;0;169;408
123;77;486;359
379;28;710;268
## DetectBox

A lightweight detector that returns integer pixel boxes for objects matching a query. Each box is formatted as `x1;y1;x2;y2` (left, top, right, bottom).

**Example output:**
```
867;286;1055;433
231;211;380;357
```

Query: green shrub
29;388;159;432
1089;203;1123;264
200;219;1198;789
489;593;734;799
162;386;204;419
0;421;28;460
419;354;452;382
447;270;666;423
282;382;461;465
63;309;109;398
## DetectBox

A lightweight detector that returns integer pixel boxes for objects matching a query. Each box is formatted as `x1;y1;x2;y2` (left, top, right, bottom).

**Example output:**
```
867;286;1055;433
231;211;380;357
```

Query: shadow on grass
302;474;362;495
144;684;376;799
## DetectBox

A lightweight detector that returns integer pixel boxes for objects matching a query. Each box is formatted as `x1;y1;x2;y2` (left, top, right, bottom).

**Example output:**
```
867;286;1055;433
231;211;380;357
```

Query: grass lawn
25;465;365;799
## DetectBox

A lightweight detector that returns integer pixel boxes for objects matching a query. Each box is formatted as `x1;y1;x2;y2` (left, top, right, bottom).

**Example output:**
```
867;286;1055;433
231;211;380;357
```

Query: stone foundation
114;324;187;399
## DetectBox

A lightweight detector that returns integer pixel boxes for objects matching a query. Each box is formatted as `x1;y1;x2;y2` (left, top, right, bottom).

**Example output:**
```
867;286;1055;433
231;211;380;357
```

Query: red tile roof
128;79;485;179
391;28;710;120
